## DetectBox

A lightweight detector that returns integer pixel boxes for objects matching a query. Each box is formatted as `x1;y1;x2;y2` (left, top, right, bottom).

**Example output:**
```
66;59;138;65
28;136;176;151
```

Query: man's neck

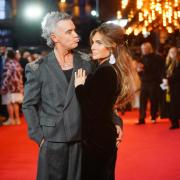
54;46;73;70
54;47;72;60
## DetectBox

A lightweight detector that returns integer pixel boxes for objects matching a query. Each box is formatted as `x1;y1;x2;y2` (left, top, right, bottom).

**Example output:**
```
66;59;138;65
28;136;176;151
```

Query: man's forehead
56;20;75;31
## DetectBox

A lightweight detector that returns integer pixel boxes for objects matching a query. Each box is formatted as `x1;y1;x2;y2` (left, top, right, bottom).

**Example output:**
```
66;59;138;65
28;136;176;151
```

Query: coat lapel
63;53;82;110
45;51;68;92
45;51;83;110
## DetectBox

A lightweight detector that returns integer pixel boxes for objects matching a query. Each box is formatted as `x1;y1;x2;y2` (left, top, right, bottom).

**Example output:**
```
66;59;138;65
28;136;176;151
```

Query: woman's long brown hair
90;23;136;107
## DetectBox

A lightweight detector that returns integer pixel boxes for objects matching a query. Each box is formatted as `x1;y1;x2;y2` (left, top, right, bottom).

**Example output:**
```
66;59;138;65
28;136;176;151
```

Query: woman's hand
116;125;123;147
75;68;87;87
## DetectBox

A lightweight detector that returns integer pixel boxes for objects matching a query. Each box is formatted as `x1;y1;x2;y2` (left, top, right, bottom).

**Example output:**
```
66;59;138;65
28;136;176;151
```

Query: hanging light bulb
122;0;129;9
117;11;122;19
137;0;143;10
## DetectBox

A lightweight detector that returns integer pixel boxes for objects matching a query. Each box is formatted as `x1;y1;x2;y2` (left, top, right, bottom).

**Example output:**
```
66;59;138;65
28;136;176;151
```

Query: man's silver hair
41;11;71;48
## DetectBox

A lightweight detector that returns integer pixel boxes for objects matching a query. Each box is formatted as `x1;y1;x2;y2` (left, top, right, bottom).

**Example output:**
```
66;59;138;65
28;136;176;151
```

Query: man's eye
96;41;102;45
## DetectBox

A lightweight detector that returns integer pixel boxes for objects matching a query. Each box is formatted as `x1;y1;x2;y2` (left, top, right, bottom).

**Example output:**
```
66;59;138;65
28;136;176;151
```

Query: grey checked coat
22;51;92;145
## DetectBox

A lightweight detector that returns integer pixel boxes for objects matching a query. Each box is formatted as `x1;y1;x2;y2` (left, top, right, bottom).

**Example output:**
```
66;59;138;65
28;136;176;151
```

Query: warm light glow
59;0;67;12
126;27;133;35
137;0;143;10
73;5;80;17
174;0;178;7
122;0;128;9
134;28;140;36
139;12;144;21
174;11;178;19
117;11;122;19
144;20;149;26
117;0;180;35
167;26;173;33
151;10;156;20
178;11;180;18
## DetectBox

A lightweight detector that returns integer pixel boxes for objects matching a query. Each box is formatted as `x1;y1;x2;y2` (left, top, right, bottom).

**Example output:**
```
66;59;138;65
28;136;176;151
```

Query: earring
109;54;116;64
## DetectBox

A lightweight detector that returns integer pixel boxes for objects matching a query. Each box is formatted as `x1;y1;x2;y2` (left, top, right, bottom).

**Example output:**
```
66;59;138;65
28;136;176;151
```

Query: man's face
141;45;150;55
0;46;6;55
51;20;79;50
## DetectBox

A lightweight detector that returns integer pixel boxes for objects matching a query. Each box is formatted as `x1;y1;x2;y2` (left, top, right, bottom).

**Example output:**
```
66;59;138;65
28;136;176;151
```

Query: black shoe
169;125;179;130
135;121;145;125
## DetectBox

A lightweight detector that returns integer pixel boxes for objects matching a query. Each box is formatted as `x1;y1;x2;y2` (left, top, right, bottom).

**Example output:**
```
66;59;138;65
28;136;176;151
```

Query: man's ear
51;33;58;44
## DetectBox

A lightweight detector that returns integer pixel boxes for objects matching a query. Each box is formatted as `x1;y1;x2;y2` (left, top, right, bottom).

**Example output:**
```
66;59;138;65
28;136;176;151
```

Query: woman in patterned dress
1;49;24;125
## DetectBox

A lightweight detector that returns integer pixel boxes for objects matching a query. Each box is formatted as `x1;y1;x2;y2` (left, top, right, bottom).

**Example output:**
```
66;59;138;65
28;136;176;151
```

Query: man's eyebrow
65;28;76;33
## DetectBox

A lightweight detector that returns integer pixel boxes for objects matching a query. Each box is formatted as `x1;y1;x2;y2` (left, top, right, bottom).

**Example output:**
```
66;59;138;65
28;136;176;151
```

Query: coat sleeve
22;64;43;145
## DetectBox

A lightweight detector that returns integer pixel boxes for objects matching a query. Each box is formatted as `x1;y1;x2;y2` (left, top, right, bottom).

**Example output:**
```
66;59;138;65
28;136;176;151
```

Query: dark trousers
37;141;82;180
170;118;179;127
82;142;117;180
139;83;159;122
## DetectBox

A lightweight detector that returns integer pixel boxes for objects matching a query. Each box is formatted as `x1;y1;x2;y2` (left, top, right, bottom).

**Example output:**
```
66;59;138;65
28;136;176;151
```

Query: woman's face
169;47;177;59
91;32;110;61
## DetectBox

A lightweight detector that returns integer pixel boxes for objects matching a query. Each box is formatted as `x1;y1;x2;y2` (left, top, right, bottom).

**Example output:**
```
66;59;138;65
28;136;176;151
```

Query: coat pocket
40;116;57;127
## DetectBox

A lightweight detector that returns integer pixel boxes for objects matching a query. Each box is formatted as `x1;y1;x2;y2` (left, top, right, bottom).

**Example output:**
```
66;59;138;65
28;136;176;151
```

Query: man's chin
72;43;78;48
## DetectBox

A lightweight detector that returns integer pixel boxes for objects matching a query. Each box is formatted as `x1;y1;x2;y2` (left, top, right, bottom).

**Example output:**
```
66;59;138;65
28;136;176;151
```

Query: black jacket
139;53;164;84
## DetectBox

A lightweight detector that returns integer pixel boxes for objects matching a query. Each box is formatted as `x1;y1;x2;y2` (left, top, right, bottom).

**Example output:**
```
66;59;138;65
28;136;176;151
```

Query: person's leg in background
149;84;159;123
137;85;148;124
13;103;21;125
3;103;16;125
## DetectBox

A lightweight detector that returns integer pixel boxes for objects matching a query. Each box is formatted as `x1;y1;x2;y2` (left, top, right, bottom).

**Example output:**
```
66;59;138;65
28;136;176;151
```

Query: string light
122;0;128;9
117;0;180;35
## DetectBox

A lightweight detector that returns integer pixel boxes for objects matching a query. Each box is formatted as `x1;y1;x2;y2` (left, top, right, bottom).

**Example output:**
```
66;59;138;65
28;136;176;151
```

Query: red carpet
0;110;180;180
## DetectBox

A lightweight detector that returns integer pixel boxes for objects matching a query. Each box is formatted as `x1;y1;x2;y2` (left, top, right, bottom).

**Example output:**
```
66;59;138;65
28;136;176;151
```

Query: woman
74;23;136;180
165;47;180;129
1;49;24;125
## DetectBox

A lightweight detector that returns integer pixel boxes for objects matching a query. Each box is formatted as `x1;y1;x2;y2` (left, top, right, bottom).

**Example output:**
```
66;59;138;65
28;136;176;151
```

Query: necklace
54;49;73;70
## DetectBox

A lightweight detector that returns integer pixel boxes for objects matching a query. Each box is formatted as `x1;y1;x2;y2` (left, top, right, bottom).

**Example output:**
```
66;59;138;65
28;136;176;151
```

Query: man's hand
75;68;87;87
115;125;123;147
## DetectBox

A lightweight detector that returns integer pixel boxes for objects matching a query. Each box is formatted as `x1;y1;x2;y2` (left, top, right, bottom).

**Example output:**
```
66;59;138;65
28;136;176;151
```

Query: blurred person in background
19;51;31;85
165;47;180;129
15;50;21;61
136;42;164;124
1;49;23;125
0;46;8;122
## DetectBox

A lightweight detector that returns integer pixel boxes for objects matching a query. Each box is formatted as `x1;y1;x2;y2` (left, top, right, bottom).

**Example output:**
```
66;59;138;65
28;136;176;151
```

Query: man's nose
73;31;78;38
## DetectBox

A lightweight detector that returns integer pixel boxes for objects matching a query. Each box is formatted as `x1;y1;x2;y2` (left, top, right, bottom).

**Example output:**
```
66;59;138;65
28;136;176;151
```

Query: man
22;12;94;180
136;42;164;124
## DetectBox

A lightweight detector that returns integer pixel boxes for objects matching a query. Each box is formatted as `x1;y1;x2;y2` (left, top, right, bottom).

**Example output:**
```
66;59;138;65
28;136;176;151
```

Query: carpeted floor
0;110;180;180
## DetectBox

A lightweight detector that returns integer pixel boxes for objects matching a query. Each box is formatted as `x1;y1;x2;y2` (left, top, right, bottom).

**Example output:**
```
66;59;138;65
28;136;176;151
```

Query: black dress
75;60;120;180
